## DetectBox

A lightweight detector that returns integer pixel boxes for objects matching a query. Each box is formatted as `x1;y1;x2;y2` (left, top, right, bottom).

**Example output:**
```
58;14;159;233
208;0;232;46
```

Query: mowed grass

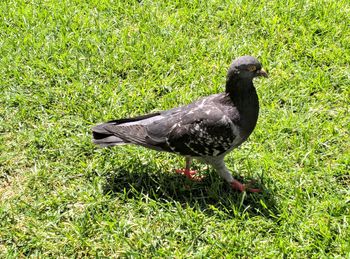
0;0;349;257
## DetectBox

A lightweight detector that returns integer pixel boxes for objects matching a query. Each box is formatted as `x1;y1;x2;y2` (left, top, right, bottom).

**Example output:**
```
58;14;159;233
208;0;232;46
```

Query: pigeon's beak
257;69;268;78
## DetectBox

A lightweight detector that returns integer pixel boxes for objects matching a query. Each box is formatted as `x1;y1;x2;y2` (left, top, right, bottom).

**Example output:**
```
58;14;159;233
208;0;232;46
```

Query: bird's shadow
99;159;279;219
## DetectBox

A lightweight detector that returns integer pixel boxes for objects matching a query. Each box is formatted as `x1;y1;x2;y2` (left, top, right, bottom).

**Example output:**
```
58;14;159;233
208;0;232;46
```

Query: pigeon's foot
175;157;204;181
175;169;203;181
230;179;261;193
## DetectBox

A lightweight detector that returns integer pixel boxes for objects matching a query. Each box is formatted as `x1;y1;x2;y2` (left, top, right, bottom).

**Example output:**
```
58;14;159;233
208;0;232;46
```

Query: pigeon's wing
145;104;238;157
97;95;239;156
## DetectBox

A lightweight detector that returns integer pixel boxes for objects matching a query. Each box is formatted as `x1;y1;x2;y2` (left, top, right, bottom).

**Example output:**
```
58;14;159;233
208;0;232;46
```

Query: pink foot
175;169;203;181
230;179;261;193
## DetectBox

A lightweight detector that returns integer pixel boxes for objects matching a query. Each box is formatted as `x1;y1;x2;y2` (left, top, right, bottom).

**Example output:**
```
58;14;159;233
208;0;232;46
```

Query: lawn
0;0;349;257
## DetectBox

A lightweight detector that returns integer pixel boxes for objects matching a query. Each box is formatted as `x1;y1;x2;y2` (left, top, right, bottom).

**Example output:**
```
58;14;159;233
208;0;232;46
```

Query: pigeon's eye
247;65;256;72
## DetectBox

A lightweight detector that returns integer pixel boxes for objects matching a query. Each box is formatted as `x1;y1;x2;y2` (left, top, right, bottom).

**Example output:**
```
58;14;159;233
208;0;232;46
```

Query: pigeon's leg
209;158;261;193
175;157;203;181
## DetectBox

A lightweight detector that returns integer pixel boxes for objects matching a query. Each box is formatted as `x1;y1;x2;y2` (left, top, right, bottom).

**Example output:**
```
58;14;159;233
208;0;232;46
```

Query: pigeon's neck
225;77;255;100
226;76;259;136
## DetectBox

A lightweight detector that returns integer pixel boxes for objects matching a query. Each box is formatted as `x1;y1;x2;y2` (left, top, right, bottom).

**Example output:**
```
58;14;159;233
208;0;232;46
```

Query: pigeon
92;56;268;192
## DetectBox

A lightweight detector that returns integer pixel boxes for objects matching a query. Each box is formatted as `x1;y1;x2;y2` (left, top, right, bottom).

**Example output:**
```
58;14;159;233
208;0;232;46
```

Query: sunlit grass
0;0;349;257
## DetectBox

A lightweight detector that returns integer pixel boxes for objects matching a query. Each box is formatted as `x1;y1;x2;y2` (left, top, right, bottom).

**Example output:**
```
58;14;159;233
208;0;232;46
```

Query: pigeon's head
227;56;268;80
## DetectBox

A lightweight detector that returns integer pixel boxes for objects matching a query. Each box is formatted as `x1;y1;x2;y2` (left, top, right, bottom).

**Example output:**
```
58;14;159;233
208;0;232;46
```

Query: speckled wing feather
94;94;240;157
145;96;239;157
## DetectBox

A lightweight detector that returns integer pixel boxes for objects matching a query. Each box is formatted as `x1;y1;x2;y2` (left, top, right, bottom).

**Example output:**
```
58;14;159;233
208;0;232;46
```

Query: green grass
1;0;349;257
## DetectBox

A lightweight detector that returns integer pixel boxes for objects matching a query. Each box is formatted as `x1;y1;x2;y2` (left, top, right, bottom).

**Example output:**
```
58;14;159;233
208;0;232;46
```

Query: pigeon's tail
92;123;127;147
92;112;162;148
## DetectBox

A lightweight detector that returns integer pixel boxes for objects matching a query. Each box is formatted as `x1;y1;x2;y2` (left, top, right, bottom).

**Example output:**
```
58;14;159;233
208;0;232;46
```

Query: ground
0;0;349;257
